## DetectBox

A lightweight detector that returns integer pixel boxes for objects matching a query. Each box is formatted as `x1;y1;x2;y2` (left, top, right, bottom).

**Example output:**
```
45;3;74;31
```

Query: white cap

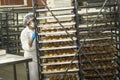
23;13;34;26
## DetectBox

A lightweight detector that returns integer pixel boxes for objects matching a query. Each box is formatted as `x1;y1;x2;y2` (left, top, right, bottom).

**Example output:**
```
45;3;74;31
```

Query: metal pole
32;0;41;80
73;0;84;80
13;64;17;80
26;62;30;80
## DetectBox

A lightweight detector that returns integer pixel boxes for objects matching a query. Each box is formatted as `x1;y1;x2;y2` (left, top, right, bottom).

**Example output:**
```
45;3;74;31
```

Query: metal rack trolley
78;0;120;80
32;0;81;80
32;0;120;80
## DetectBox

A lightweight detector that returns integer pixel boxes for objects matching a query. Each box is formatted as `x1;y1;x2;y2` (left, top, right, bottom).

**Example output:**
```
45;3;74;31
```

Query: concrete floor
0;64;27;80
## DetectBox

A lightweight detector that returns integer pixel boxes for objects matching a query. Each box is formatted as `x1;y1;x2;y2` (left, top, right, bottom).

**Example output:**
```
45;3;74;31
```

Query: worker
20;13;39;80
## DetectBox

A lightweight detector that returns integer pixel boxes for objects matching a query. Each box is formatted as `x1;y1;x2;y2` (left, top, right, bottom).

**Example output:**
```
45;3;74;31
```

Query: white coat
20;27;39;80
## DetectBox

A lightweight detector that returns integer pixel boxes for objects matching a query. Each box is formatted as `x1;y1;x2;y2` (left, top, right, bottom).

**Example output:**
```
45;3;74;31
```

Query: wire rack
78;0;120;80
32;0;120;80
0;7;33;54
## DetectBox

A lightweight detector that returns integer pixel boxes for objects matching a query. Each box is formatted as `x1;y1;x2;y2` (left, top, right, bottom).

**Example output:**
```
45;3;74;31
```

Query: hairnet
23;13;34;26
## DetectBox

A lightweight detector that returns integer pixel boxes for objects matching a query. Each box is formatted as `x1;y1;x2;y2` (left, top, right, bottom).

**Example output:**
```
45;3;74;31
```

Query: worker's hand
31;32;36;40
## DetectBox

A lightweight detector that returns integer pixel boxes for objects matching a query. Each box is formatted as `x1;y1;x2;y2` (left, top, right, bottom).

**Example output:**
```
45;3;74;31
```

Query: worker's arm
28;39;34;47
28;32;35;47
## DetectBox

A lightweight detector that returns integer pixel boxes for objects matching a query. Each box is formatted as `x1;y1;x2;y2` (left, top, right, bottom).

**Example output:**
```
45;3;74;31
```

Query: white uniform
20;27;39;80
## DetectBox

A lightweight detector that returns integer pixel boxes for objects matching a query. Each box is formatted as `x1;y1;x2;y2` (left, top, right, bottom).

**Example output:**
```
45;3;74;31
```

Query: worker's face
29;19;35;29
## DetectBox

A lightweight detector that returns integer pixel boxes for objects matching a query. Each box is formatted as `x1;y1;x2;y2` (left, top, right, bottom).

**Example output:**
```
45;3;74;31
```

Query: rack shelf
83;57;117;63
36;6;74;12
42;69;79;74
79;11;117;16
38;30;76;35
38;22;75;28
40;54;77;59
41;61;78;66
78;26;116;32
80;3;116;8
85;73;118;78
39;46;77;51
37;14;75;20
39;38;77;43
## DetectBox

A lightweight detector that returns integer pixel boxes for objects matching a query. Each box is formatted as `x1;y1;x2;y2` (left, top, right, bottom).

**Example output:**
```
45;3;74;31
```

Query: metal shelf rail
116;0;120;79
